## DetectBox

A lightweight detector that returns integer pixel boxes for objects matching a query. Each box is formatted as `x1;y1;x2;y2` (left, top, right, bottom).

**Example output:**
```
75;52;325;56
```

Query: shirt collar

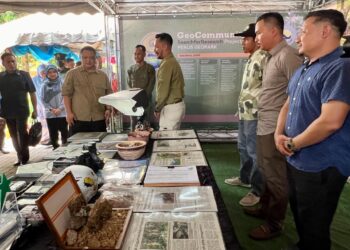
4;70;20;76
318;47;343;63
163;52;174;60
269;40;288;57
79;65;98;73
304;47;343;67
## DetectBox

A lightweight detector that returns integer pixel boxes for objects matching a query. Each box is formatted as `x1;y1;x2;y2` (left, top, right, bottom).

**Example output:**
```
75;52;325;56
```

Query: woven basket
116;141;147;160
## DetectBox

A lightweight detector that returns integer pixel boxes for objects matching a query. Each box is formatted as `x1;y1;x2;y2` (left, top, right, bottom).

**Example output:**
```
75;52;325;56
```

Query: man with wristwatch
284;138;297;152
275;9;350;250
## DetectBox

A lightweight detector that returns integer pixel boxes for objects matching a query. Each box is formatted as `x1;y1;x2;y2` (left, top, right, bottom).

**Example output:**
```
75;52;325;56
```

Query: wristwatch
285;138;298;152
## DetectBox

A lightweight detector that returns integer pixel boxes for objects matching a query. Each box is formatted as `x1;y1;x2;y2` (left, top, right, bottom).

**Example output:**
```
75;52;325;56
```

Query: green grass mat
202;143;350;250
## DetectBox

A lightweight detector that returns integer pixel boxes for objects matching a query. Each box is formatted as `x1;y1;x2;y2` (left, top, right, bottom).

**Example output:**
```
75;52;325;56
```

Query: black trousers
287;163;347;250
46;117;68;148
69;120;106;136
6;118;29;163
257;133;288;229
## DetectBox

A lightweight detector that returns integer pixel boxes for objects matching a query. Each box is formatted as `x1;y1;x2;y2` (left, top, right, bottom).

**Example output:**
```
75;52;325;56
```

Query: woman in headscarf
32;64;46;93
32;64;51;145
40;65;68;149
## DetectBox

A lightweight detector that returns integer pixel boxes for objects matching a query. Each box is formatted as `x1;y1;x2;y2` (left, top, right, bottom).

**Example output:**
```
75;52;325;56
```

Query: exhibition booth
0;1;349;250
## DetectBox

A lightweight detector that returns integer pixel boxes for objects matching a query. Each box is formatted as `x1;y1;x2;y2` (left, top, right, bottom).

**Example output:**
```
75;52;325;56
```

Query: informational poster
100;186;217;212
149;151;207;167
153;139;202;152
151;129;197;140
122;212;226;250
119;13;304;125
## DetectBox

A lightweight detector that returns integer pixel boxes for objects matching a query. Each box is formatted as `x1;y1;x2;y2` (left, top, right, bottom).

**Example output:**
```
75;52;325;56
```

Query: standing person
41;65;68;149
62;46;112;135
57;56;74;82
154;33;185;131
224;23;267;207
75;61;82;67
127;44;156;124
244;12;303;240
0;52;37;166
65;58;75;70
32;64;50;145
275;10;350;250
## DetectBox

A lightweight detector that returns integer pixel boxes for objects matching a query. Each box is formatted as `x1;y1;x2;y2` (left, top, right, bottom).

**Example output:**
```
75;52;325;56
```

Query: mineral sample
87;198;112;232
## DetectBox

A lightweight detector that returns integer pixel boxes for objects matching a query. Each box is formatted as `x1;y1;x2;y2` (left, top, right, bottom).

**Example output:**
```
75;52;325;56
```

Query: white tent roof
0;1;96;14
0;12;105;53
0;1;338;15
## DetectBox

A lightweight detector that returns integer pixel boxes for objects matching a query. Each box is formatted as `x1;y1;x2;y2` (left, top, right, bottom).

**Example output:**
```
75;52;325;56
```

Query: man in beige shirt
154;33;185;130
243;12;303;240
62;46;112;135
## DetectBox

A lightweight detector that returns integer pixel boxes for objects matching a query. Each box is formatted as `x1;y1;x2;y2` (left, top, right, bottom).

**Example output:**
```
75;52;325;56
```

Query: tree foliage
0;11;26;24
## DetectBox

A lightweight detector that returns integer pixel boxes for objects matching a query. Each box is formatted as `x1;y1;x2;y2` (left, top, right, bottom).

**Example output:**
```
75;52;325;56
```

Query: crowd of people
0;31;185;165
224;9;350;250
0;8;349;250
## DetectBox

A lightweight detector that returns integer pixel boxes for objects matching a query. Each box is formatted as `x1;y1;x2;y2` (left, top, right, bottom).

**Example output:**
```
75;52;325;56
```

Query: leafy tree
0;11;26;24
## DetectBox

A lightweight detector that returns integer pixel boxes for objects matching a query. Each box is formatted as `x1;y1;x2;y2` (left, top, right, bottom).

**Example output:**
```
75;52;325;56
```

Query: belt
167;99;183;105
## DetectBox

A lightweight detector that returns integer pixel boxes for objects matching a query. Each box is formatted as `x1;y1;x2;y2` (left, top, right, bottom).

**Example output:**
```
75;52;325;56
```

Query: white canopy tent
0;12;106;54
0;0;96;14
0;1;338;15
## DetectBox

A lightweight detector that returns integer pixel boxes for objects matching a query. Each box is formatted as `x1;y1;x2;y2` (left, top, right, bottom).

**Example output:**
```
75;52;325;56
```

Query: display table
10;136;240;250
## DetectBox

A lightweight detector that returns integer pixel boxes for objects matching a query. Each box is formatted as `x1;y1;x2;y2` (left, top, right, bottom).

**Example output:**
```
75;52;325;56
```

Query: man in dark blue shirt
0;52;37;166
275;10;350;250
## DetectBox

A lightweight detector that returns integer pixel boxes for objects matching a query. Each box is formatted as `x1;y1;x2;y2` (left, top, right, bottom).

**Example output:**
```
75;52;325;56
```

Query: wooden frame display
36;172;132;250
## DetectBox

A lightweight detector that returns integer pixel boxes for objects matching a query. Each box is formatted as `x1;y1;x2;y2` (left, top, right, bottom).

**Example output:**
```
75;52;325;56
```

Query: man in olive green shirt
154;33;185;130
62;46;112;135
127;44;155;123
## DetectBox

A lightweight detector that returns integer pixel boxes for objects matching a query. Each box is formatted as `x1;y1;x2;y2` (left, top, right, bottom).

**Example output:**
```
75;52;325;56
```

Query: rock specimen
66;229;78;246
65;197;130;248
87;198;113;232
68;193;89;230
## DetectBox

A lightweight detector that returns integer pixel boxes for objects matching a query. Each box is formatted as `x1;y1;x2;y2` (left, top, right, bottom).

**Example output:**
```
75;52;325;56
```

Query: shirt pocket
73;79;85;92
94;82;107;96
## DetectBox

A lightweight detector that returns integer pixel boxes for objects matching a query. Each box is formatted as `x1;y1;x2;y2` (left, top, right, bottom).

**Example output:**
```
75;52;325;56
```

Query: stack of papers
43;144;83;160
122;212;226;250
22;184;52;198
100;186;217;212
151;129;197;140
144;166;200;187
149;151;207;167
101;133;128;143
67;132;107;143
15;161;52;177
153;139;202;152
